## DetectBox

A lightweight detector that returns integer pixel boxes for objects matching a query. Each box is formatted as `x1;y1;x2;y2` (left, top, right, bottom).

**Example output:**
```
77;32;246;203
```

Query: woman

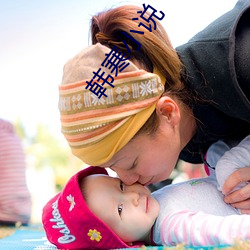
59;0;250;211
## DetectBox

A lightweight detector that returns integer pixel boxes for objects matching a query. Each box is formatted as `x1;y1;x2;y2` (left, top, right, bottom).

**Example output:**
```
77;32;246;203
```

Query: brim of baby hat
42;166;142;249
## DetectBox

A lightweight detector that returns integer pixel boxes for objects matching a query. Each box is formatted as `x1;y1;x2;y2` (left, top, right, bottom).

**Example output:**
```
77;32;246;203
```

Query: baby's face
84;174;160;244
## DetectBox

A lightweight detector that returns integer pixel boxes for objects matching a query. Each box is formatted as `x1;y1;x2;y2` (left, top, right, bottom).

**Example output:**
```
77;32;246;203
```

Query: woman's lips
143;177;154;186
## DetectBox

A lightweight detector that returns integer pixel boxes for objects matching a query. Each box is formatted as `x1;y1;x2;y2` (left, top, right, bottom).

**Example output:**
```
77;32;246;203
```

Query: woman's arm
206;135;250;212
223;166;250;213
215;135;250;212
215;135;250;192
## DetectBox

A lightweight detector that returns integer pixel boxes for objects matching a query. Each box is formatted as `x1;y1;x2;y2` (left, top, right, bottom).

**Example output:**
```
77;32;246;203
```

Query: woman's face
100;118;182;186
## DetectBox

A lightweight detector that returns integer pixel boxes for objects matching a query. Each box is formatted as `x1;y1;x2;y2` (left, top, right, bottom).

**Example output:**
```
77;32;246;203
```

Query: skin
100;96;196;186
223;166;250;213
100;95;250;212
83;174;160;244
101;132;181;186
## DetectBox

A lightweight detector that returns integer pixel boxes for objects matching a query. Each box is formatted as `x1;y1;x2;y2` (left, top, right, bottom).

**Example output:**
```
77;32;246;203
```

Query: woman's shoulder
176;0;250;123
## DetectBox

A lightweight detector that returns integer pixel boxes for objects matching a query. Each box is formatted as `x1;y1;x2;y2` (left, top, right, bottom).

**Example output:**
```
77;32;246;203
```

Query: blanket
0;225;248;250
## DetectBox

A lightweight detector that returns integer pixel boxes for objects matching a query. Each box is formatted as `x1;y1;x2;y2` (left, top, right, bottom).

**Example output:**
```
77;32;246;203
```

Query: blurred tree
14;120;85;191
14;117;26;139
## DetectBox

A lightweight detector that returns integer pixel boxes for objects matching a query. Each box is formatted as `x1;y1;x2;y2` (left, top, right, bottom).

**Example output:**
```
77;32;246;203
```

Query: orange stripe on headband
59;43;165;165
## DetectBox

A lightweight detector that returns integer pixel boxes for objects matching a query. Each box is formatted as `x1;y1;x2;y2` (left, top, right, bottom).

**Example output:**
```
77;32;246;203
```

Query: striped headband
59;43;165;165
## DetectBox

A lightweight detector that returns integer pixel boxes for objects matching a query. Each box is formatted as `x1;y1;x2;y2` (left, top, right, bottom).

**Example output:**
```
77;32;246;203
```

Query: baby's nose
126;191;140;206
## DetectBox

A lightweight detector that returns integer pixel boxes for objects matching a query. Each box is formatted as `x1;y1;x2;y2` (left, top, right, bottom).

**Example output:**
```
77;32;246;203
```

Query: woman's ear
156;96;180;126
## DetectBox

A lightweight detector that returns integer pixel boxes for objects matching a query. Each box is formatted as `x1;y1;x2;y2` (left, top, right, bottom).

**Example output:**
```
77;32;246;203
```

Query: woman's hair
91;5;194;135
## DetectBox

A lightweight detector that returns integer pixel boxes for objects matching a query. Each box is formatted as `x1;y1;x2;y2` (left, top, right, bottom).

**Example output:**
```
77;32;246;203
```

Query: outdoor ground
1;225;250;250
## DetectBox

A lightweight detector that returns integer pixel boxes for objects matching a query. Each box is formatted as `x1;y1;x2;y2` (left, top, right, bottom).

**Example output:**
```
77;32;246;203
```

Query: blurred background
0;0;238;223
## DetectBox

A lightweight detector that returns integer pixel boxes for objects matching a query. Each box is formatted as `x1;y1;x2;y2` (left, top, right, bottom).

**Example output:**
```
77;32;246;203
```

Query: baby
42;135;250;249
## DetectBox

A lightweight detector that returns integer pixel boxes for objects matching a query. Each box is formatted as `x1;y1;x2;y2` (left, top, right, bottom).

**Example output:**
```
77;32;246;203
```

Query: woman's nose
112;168;139;185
